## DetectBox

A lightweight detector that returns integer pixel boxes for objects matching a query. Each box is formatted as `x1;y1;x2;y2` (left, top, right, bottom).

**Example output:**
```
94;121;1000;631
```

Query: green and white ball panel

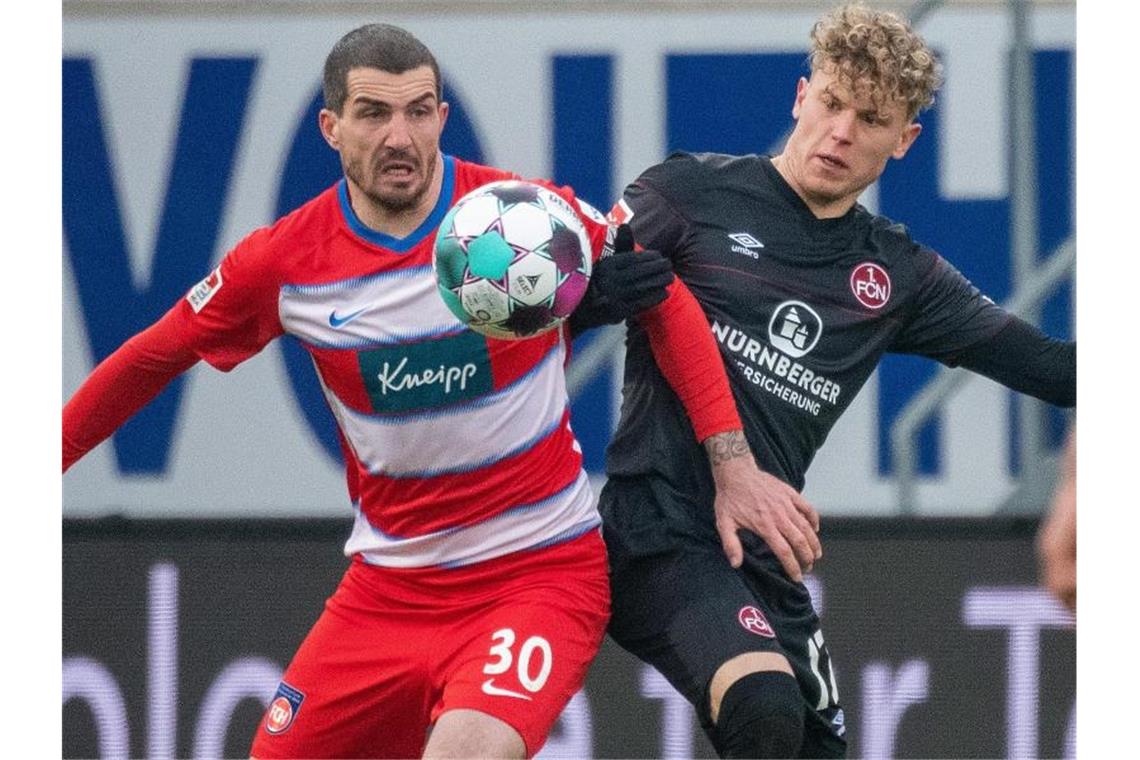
449;193;504;238
437;286;467;323
458;278;511;324
466;232;514;281
498;201;557;252
433;234;468;291
432;179;593;340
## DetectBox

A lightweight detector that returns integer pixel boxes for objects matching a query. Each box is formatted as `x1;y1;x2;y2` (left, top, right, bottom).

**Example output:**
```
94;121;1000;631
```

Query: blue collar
337;154;455;252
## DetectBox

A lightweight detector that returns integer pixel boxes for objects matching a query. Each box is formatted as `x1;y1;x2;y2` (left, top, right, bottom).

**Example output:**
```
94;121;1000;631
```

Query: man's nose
385;113;414;150
831;110;857;143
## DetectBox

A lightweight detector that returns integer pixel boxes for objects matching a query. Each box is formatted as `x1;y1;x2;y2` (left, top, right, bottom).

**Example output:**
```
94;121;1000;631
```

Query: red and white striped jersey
172;156;611;568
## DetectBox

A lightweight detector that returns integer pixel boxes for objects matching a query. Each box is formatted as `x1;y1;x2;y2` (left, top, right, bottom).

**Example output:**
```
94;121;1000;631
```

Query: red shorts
250;530;609;759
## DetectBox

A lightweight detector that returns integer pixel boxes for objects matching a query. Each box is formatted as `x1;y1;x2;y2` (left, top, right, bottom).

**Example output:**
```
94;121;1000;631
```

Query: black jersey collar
760;155;857;232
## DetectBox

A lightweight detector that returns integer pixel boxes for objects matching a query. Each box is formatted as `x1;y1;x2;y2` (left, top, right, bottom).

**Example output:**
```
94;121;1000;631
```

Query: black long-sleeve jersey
605;152;1075;520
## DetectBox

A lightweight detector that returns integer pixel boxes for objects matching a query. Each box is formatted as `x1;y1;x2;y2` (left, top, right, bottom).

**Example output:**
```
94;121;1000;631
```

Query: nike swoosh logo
329;307;367;328
480;679;532;701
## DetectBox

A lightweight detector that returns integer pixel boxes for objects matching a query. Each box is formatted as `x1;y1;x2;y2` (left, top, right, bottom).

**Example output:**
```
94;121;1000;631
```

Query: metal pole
1009;0;1045;479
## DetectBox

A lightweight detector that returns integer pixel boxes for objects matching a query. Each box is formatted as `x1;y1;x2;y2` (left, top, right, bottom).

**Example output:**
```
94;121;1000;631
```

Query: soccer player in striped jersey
62;24;672;759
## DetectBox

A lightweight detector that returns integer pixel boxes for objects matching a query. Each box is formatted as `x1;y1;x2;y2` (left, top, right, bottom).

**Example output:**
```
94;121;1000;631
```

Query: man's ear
892;122;922;160
791;76;810;120
319;108;340;151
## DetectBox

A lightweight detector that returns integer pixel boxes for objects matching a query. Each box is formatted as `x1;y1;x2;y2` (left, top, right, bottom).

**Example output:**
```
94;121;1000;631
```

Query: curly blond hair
809;3;942;121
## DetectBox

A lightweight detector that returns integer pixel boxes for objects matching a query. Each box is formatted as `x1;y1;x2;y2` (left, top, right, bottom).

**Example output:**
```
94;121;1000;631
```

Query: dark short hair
322;24;442;113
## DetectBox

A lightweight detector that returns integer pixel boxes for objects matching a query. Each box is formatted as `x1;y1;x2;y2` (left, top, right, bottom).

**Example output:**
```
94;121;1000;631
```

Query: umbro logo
728;232;764;259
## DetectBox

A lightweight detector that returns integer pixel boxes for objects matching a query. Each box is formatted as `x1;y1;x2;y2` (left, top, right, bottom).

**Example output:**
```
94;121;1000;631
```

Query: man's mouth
817;153;849;170
380;161;417;179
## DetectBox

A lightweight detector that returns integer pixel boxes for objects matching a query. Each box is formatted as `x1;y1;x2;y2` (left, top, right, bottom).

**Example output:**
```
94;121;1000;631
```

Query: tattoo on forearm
704;430;750;465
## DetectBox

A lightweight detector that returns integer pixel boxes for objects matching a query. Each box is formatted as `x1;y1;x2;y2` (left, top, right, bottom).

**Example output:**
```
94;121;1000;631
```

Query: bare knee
709;651;793;722
422;708;526;759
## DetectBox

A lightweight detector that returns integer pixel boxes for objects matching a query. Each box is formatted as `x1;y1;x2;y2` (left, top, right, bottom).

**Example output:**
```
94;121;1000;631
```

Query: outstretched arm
894;246;1075;407
953;317;1075;407
703;430;822;579
63;307;199;472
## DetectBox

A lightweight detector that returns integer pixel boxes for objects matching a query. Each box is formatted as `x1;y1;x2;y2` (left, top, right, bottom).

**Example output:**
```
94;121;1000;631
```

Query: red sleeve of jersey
62;306;199;472
638;277;742;442
171;226;285;372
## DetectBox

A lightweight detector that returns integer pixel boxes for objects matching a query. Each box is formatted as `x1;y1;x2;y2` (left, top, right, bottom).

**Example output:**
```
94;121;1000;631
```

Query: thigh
604;476;847;756
249;567;434;760
423;708;526;759
608;536;789;716
737;532;847;757
431;534;610;758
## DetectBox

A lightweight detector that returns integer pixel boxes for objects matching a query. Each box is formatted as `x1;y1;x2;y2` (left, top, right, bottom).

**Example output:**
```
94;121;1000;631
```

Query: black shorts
600;476;846;758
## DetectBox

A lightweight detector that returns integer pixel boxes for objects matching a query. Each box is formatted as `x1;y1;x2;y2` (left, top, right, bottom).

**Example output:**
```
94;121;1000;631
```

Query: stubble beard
345;151;437;214
781;152;845;207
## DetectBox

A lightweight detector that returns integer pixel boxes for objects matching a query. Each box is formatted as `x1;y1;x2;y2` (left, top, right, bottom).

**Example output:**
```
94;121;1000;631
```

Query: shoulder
267;183;341;244
634;151;766;208
638;151;761;185
452;157;520;191
853;204;933;266
228;183;342;276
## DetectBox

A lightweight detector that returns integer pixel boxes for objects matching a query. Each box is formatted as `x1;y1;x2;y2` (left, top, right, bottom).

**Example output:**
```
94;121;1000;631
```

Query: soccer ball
433;180;593;339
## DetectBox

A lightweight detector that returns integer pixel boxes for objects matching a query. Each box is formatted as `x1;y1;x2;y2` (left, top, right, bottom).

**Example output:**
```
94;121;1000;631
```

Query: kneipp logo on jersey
738;605;776;638
850;262;891;309
265;681;305;734
359;330;492;414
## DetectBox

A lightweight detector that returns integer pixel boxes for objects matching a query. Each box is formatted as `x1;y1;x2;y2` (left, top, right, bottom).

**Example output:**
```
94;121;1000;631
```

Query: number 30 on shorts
483;628;553;693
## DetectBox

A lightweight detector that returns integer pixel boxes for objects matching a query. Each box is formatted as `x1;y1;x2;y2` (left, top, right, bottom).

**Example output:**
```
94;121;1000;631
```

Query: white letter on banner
860;660;930;760
193;657;283;760
63;657;130;759
962;587;1074;760
640;665;694;760
149;563;179;759
535;690;592;759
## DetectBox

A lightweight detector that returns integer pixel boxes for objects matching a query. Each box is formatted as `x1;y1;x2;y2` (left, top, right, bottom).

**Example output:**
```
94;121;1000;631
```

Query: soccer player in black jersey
599;3;1076;757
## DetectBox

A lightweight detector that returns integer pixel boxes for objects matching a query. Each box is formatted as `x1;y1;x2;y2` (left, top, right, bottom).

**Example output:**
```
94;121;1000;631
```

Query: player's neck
770;153;858;220
346;159;445;239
